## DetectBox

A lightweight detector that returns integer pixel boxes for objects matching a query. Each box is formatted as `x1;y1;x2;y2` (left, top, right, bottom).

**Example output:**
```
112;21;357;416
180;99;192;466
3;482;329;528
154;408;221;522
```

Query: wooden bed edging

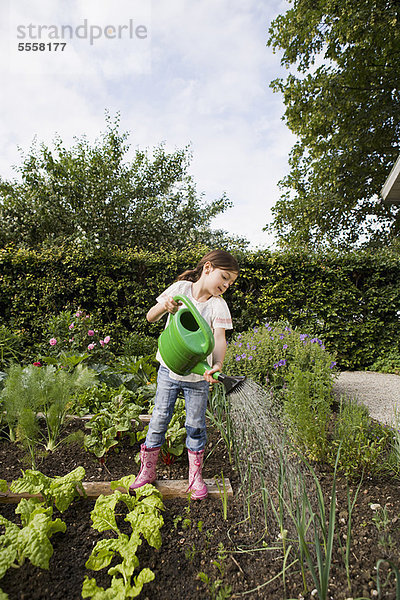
0;478;233;504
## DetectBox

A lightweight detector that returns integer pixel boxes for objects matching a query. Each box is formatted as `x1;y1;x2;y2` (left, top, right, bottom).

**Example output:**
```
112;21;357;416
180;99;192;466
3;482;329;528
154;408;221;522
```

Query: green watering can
158;294;246;395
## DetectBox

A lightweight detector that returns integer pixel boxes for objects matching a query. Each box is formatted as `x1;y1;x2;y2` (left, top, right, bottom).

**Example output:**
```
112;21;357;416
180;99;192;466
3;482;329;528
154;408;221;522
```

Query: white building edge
381;155;400;204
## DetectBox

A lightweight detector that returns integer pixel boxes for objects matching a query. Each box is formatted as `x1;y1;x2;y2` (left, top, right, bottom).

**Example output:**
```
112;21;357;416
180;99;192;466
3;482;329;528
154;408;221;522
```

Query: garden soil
1;402;400;599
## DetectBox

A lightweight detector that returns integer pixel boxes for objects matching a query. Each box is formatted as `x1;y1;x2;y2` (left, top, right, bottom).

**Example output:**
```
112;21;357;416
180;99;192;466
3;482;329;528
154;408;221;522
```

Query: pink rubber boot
129;444;160;495
186;449;208;500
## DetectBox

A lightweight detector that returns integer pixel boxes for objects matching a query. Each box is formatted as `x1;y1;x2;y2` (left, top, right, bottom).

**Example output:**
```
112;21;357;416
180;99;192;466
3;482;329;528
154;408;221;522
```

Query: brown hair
177;250;240;283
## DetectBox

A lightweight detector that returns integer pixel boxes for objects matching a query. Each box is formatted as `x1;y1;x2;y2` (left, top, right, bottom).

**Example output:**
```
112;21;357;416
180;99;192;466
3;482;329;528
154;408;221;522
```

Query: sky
0;0;295;249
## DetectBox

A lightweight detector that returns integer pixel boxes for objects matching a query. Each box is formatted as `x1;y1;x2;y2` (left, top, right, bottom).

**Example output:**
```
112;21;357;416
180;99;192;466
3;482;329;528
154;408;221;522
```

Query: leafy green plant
368;347;400;375
71;383;147;417
92;355;157;397
122;332;157;358
282;363;332;461
84;401;142;462
330;398;391;479
282;451;340;600
0;502;66;576
9;466;86;512
42;308;114;366
197;544;232;600
0;468;85;599
0;325;23;370
138;397;186;465
1;364;96;463
82;475;164;600
224;322;337;395
207;384;234;464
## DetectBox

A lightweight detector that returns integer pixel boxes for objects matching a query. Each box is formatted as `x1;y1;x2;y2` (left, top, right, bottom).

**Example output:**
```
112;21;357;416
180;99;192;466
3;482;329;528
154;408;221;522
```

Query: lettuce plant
0;467;85;599
82;475;164;599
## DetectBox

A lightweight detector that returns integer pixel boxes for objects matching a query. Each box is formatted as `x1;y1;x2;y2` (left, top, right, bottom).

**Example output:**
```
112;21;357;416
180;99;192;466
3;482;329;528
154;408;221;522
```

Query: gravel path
333;371;400;425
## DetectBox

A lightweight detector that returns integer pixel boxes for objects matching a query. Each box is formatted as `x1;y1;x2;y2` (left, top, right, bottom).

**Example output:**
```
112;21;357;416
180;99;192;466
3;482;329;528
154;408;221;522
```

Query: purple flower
49;338;57;346
300;334;308;341
235;355;241;361
283;344;288;350
278;359;287;367
330;361;337;369
273;363;278;369
248;355;253;360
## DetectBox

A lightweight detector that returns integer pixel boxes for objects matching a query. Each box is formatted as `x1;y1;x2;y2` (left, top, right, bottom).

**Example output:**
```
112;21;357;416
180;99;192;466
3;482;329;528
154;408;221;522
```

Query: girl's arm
204;328;227;383
146;296;181;323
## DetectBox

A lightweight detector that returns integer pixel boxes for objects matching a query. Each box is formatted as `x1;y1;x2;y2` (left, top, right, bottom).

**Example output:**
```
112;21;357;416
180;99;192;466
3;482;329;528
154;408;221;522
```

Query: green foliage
10;467;86;512
224;322;336;393
138;397;186;465
283;365;332;461
0;468;85;594
0;325;23;369
1;364;96;461
368;347;400;375
83;477;164;600
122;332;157;358
84;400;142;460
224;322;336;460
71;383;149;416
329;399;392;479
41;308;114;366
0;246;399;369
0;114;240;252
267;0;400;249
0;504;66;574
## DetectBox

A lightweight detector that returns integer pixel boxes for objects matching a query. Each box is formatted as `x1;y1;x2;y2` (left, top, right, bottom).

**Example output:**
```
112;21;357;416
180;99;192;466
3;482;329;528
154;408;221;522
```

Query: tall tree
0;114;245;251
267;0;400;248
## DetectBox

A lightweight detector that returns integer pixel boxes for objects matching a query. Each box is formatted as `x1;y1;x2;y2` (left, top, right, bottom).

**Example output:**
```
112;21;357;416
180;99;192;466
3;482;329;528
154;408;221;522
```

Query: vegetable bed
1;420;400;599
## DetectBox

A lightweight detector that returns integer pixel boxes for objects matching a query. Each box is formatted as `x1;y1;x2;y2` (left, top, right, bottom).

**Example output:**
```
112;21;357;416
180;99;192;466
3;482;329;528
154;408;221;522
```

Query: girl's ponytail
176;249;239;282
177;265;203;282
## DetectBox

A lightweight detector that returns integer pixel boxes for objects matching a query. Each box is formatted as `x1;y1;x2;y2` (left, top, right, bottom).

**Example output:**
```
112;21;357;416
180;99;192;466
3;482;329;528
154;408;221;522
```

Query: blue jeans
145;365;209;452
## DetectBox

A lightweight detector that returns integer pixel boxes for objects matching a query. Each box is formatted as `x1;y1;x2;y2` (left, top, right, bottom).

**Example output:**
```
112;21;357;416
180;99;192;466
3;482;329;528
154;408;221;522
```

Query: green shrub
41;308;114;365
368;347;400;375
122;332;157;357
224;322;336;460
224;322;337;393
329;399;392;479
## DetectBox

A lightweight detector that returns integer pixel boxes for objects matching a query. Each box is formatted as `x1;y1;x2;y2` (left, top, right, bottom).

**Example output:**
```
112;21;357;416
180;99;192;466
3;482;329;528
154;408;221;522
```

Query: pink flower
104;335;110;344
49;338;57;346
88;330;95;337
75;311;82;318
100;340;105;347
69;323;74;330
88;343;96;350
33;361;41;367
69;338;74;343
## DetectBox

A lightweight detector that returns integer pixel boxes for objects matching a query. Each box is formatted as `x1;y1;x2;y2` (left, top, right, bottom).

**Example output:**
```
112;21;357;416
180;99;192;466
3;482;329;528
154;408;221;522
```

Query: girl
129;249;239;500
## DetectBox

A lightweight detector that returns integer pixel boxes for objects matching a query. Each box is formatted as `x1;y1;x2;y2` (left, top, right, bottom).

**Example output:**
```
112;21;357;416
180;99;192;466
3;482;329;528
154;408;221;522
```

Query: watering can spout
216;373;247;395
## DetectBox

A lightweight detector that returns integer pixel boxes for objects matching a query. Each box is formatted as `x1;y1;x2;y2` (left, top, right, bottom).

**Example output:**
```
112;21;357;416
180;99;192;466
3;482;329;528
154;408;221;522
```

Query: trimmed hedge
0;245;399;369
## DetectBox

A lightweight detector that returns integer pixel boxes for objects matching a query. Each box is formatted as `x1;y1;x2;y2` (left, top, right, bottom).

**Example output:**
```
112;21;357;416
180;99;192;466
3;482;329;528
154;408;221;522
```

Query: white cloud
0;0;294;248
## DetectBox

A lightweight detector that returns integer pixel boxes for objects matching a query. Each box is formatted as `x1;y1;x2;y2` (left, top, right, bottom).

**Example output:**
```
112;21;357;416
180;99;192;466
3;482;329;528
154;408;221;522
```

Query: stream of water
227;378;310;537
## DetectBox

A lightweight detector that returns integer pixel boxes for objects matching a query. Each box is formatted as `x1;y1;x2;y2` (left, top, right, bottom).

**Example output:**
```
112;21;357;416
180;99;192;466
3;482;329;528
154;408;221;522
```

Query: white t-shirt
155;280;233;382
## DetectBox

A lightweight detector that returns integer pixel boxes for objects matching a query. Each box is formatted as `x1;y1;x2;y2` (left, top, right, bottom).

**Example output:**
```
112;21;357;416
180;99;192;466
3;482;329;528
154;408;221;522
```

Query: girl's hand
203;362;222;384
163;296;181;314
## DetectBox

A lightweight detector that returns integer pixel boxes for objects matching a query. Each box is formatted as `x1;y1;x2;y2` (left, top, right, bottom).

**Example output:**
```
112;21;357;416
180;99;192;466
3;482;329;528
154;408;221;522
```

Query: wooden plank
0;478;232;503
37;413;152;423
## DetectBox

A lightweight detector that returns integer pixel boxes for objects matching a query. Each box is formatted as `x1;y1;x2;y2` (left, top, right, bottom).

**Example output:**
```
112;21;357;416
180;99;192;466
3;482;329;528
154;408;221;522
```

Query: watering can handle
173;294;213;354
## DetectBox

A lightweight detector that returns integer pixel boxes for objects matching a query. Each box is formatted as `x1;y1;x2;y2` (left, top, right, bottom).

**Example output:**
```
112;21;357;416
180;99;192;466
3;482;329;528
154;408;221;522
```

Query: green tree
0;113;245;251
267;0;400;249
